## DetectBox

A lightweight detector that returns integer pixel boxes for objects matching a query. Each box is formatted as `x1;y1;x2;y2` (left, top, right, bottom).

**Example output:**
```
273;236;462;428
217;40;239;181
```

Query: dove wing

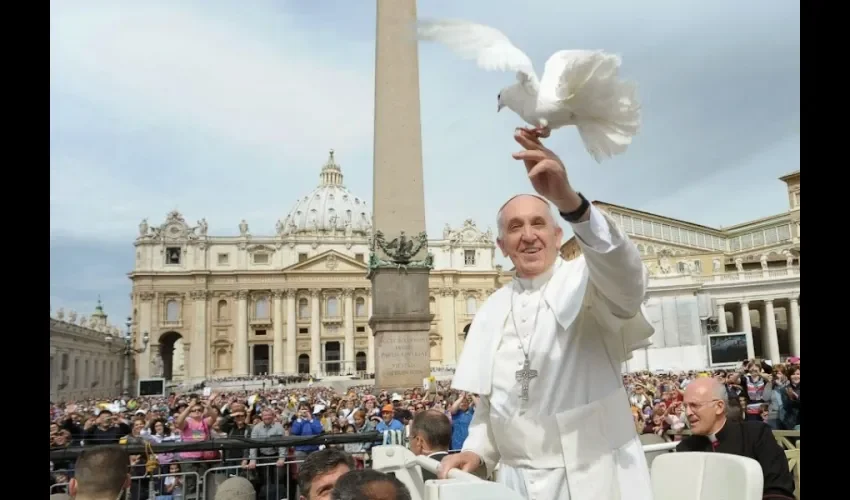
417;19;539;90
538;50;641;162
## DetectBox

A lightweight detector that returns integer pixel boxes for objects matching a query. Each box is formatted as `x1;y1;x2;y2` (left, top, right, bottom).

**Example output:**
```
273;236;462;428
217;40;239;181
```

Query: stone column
234;291;249;376
370;0;432;390
272;290;285;375
284;289;297;374
759;304;770;357
182;343;191;380
343;288;355;374
367;293;375;373
190;290;209;380
310;289;321;375
715;302;728;333
763;299;780;362
739;302;755;360
788;298;800;357
137;292;155;379
440;288;459;365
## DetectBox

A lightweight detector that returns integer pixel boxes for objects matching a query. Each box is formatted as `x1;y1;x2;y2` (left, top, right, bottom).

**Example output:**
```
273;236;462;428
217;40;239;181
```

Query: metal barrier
200;458;304;500
51;431;795;500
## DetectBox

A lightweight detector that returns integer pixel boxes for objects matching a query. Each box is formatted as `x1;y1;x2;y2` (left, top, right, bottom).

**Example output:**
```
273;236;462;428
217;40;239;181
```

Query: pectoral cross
515;358;538;401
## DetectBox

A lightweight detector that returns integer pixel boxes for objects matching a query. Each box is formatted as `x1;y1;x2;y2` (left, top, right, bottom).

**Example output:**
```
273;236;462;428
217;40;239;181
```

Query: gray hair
711;379;730;404
496;194;553;239
214;476;255;500
708;378;732;419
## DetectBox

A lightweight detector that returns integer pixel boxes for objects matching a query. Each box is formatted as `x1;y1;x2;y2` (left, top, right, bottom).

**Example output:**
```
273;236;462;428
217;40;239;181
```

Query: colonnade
715;297;800;362
230;288;373;377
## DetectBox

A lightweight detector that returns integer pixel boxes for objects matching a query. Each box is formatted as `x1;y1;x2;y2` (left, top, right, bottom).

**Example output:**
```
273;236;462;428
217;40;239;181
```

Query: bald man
443;129;655;500
678;378;795;499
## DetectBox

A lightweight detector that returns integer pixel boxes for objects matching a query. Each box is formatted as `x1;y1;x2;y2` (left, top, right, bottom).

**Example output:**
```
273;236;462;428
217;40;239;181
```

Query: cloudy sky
50;0;800;324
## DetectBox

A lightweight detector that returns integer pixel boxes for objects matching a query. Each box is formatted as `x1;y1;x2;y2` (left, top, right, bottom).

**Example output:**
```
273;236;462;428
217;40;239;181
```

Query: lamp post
106;316;149;398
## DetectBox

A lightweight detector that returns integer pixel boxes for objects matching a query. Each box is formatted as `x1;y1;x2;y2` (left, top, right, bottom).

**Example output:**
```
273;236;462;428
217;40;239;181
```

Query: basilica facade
561;170;801;370
129;151;505;381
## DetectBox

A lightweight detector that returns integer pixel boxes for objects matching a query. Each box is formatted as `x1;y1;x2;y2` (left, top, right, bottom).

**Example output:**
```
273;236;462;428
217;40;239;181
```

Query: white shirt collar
515;258;561;292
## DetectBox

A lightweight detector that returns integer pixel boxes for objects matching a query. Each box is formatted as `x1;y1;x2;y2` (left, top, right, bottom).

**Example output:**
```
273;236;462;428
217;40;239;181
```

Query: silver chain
509;277;552;362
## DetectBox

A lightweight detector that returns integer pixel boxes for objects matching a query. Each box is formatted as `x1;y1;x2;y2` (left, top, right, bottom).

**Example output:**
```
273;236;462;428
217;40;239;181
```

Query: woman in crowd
780;366;800;430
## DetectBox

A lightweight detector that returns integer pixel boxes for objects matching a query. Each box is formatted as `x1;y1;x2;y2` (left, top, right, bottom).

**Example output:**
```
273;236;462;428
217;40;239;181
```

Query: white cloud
50;3;374;160
50;1;378;243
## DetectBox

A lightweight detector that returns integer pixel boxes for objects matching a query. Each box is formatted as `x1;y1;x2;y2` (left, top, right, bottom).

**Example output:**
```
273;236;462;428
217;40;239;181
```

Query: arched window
298;354;310;374
355;297;366;317
217;300;229;321
255;296;269;319
166;300;180;322
429;297;437;315
299;298;310;319
355;351;367;372
465;296;477;315
327;296;339;317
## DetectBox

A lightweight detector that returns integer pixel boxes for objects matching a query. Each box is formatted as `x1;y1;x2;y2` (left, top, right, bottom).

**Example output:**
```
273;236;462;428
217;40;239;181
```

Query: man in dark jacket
677;377;796;500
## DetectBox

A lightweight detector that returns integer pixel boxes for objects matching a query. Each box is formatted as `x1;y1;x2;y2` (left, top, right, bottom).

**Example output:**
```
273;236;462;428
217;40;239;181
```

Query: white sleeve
460;395;501;475
570;205;646;318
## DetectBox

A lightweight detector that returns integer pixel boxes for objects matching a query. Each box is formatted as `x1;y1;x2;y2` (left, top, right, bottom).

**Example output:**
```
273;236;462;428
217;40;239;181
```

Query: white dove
417;19;641;162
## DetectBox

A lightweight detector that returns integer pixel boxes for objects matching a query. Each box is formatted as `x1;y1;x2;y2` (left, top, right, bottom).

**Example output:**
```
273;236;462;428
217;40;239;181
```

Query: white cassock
452;206;655;500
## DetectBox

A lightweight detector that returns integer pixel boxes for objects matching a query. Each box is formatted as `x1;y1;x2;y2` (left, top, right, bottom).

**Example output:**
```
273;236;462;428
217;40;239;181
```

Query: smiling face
497;195;563;278
790;368;800;384
683;378;727;435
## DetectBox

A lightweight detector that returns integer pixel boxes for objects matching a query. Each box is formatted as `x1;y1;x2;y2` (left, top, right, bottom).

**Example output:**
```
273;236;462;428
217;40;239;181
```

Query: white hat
391;393;403;402
313;404;326;414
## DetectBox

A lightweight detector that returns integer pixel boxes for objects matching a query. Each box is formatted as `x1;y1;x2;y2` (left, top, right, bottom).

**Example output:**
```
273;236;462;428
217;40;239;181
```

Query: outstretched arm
569;205;646;317
511;128;645;318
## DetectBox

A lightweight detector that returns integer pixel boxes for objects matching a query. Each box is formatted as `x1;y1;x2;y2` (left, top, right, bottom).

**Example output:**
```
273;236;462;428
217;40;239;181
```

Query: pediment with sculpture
138;210;208;243
442;219;494;246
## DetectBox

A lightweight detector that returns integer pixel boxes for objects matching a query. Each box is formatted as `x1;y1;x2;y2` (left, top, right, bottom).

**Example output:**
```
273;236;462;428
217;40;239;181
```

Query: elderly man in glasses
677;377;796;500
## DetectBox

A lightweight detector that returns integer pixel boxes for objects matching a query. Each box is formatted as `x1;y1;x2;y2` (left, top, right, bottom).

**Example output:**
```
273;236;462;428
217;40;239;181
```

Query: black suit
421;451;488;482
421;451;451;482
676;419;795;499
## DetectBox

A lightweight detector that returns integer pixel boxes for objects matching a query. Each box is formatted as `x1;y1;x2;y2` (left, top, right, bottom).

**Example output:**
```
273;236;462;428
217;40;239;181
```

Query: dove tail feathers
576;78;641;162
551;50;641;162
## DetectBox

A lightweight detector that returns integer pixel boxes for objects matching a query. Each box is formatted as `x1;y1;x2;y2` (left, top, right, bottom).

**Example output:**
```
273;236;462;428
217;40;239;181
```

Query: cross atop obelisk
369;0;433;390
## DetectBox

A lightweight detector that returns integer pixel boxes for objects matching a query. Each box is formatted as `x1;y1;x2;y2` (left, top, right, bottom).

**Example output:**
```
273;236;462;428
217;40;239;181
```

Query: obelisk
369;0;432;390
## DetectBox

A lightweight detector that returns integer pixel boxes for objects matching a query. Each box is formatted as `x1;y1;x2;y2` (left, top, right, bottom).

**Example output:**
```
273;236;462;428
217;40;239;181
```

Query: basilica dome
281;150;372;236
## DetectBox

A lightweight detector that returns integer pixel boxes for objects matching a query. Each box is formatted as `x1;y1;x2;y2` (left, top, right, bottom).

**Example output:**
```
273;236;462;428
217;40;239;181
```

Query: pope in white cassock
438;128;656;500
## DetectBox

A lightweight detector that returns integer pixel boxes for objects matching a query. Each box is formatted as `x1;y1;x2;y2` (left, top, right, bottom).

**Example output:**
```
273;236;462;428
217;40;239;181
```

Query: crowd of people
49;358;799;498
626;358;801;439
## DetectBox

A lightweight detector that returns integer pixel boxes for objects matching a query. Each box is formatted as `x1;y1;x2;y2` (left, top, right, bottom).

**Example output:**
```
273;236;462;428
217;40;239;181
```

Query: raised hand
511;129;581;213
